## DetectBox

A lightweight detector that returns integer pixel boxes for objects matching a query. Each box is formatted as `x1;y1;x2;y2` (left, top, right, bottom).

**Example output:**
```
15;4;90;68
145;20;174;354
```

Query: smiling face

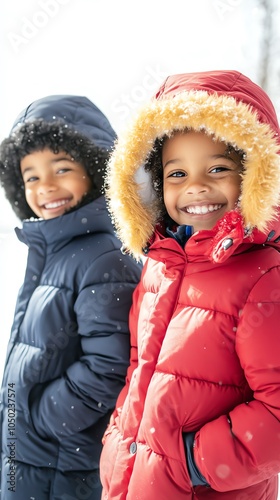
162;130;243;232
20;148;92;219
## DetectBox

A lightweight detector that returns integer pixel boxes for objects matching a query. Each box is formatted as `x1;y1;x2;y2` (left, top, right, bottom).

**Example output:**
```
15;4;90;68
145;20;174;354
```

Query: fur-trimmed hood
105;70;280;260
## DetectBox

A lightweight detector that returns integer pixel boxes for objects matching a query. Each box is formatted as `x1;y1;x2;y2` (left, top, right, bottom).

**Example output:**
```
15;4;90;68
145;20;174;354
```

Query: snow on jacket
100;70;280;499
0;196;142;497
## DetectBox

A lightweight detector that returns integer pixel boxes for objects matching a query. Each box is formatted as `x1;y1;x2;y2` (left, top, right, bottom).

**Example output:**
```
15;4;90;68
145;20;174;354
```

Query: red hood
154;70;280;143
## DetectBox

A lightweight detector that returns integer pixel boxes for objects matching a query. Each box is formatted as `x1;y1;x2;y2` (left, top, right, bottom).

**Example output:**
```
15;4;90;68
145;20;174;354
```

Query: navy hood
10;94;117;150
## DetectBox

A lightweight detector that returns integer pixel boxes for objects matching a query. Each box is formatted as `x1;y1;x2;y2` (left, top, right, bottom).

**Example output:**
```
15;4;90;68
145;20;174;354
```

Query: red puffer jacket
101;71;280;499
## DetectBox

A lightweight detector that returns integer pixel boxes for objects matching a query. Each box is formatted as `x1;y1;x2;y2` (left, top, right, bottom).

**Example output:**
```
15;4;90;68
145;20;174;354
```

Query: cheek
80;175;91;191
71;177;90;197
164;184;179;205
224;176;241;203
163;190;178;218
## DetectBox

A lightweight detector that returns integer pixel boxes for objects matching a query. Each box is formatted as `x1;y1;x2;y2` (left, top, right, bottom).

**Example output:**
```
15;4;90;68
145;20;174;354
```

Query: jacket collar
15;196;114;252
147;209;280;264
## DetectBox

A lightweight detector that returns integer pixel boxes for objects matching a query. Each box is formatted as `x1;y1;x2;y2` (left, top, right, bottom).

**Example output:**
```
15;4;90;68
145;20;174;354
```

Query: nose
185;177;210;195
37;178;58;195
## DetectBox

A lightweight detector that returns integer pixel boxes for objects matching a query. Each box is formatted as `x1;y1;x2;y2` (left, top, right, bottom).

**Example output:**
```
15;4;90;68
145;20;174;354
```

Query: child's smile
39;196;73;216
183;203;222;215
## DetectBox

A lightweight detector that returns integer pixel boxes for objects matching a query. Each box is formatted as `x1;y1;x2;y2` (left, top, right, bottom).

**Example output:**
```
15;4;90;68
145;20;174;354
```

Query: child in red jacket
100;70;280;500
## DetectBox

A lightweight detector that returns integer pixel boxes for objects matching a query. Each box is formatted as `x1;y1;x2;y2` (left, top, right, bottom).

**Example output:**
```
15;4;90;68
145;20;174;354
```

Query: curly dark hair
0;119;111;220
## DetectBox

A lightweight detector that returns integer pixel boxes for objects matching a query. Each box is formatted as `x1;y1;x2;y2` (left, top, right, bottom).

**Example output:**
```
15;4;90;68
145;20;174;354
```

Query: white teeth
44;199;68;209
186;204;222;214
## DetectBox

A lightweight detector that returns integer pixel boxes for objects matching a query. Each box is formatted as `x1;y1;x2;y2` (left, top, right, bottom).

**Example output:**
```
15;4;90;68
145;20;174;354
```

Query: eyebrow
52;155;73;162
163;153;239;169
212;153;240;165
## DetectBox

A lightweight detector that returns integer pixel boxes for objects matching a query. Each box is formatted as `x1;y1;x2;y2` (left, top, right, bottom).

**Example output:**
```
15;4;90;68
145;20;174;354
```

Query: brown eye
24;175;39;183
167;171;186;178
57;168;71;174
210;166;229;173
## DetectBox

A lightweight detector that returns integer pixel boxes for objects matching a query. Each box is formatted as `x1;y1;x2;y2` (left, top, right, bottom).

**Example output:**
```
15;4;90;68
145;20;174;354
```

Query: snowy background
0;0;280;491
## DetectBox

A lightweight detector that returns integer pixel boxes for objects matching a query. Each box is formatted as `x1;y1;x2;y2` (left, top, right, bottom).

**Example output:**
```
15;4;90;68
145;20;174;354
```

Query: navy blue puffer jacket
0;94;142;499
0;196;141;499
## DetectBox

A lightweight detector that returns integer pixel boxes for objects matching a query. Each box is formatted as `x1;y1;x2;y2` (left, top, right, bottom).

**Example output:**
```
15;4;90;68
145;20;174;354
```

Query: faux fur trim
106;91;280;259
